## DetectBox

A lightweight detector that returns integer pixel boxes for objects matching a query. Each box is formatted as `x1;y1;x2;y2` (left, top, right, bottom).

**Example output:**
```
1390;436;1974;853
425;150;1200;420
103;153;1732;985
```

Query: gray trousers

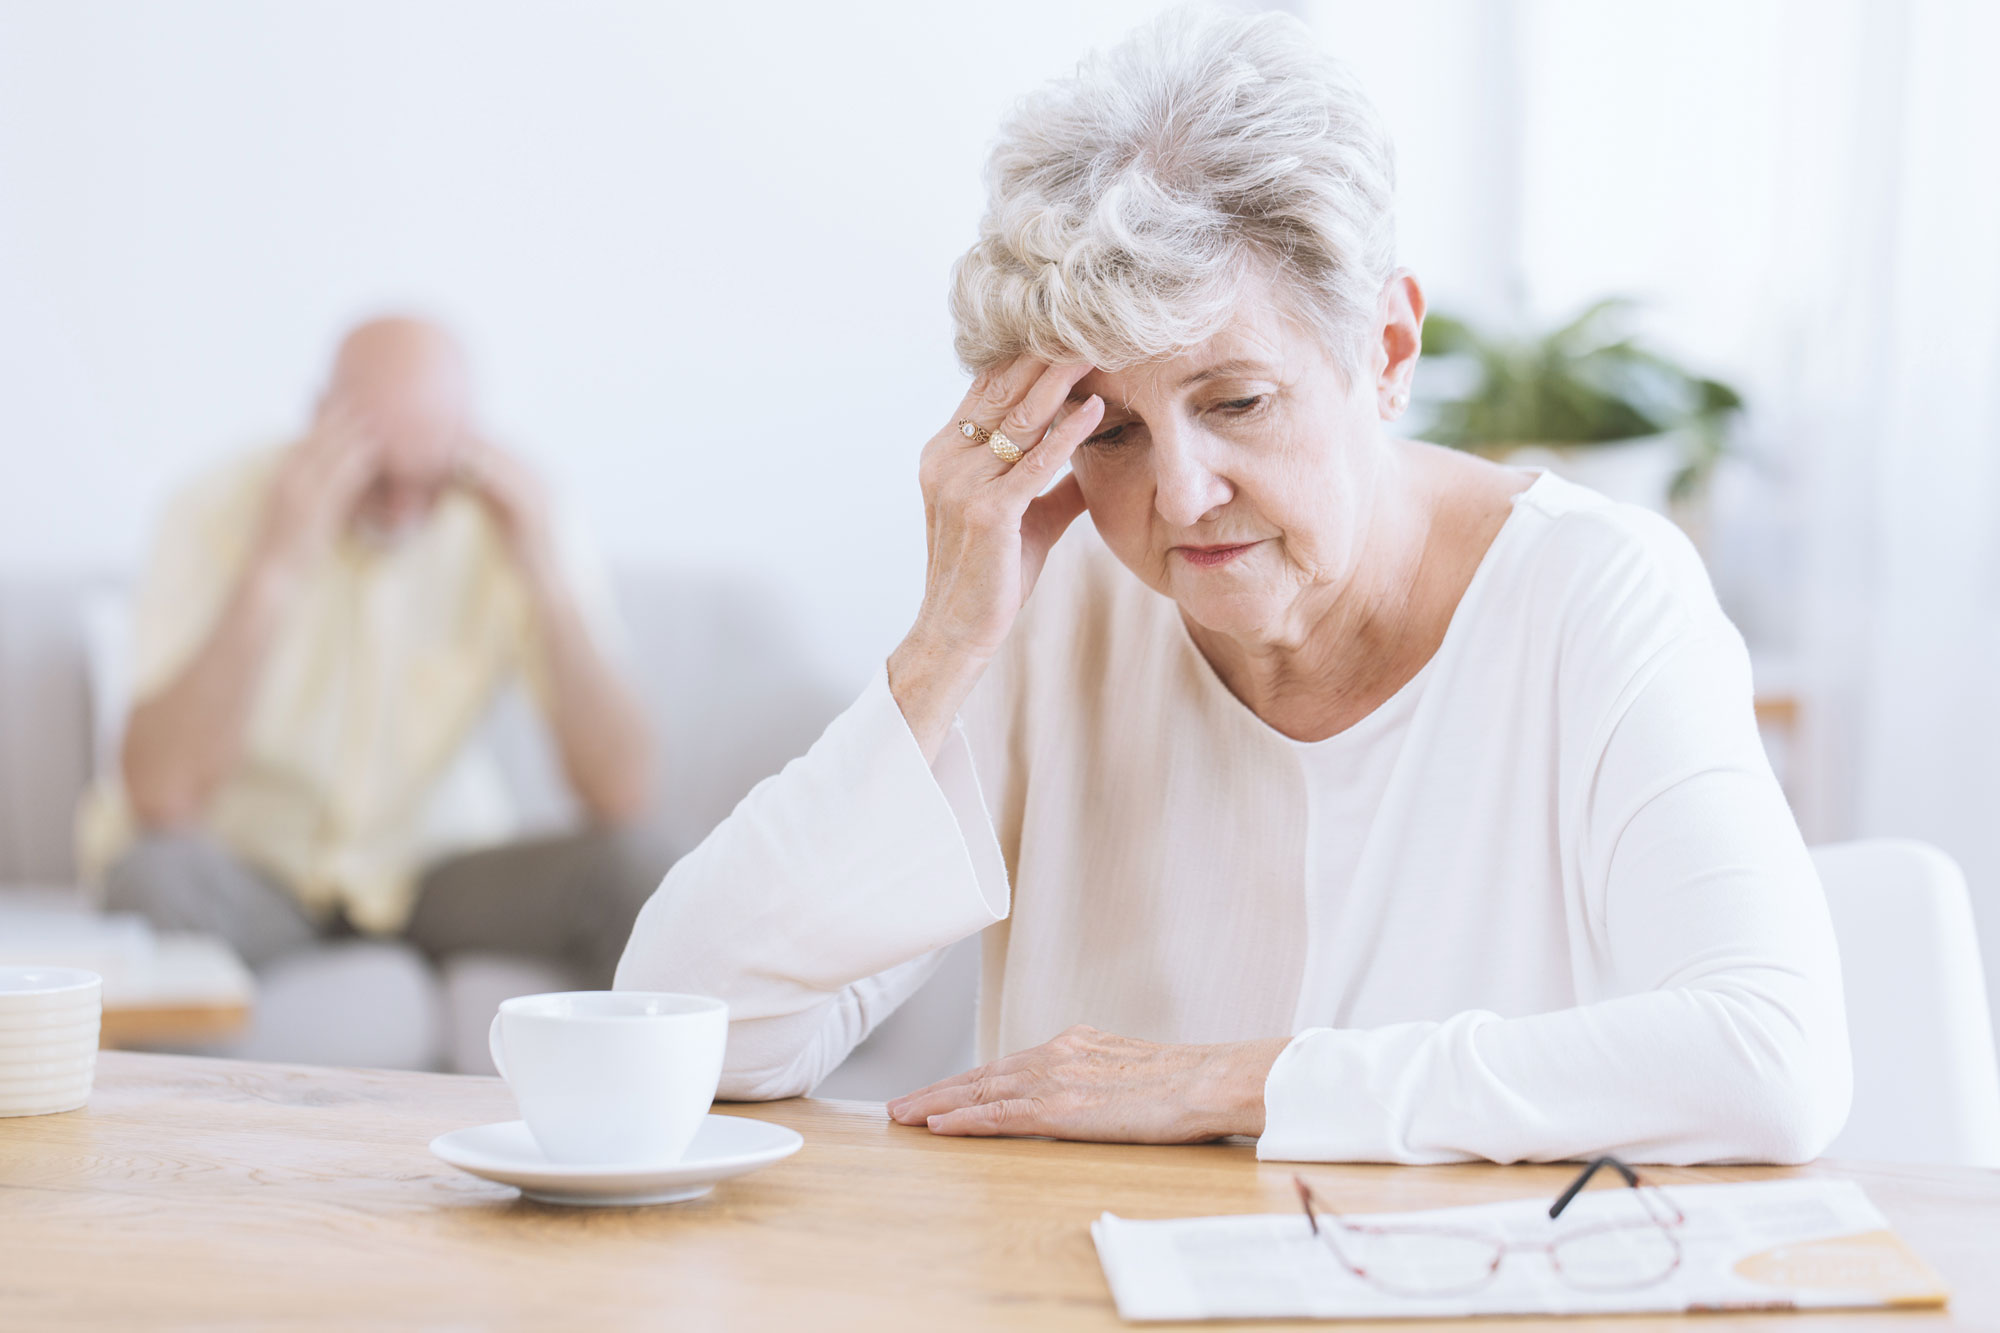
102;828;669;986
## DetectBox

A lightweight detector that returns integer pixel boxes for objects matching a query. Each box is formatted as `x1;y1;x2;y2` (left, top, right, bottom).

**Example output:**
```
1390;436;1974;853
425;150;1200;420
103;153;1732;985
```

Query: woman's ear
1375;270;1426;421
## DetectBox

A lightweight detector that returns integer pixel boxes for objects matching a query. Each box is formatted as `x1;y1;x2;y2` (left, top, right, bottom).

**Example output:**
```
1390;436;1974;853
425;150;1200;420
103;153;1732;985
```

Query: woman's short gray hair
950;7;1396;375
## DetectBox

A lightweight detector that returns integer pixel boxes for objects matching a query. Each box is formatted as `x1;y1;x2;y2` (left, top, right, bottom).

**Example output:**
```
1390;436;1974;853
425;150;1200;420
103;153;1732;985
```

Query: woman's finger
890;1071;1030;1125
890;1036;1059;1106
983;362;1093;461
956;354;1048;432
887;1065;991;1118
926;1097;1050;1138
888;1047;1052;1121
1001;393;1102;503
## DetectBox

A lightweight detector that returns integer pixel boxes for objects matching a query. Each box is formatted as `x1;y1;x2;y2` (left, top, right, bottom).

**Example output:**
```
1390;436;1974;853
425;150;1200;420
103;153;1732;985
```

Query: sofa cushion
0;575;112;886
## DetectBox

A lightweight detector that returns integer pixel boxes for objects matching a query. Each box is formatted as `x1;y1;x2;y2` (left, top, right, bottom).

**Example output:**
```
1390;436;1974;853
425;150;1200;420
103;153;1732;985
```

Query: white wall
8;0;2000;1049
0;0;1493;689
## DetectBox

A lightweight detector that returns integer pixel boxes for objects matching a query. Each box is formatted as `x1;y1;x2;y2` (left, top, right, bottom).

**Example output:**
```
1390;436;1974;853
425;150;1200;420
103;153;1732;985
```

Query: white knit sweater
617;473;1852;1164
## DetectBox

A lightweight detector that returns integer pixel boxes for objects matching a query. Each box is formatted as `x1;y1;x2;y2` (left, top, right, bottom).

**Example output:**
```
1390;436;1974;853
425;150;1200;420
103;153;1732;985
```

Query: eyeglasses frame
1292;1155;1688;1298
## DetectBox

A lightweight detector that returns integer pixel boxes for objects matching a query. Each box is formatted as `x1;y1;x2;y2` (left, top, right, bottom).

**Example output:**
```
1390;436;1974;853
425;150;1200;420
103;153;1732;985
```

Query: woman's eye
1085;423;1132;448
1218;395;1266;414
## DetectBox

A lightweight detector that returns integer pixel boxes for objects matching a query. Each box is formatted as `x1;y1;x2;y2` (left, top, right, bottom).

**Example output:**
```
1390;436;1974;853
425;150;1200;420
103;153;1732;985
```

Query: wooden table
2;1052;1993;1330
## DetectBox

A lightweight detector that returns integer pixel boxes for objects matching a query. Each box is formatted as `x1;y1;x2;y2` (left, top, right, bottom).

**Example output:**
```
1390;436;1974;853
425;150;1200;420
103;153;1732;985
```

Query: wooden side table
0;891;255;1048
96;932;254;1048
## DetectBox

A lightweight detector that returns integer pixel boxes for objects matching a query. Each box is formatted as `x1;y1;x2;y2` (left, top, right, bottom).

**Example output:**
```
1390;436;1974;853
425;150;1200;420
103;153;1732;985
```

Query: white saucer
430;1114;803;1207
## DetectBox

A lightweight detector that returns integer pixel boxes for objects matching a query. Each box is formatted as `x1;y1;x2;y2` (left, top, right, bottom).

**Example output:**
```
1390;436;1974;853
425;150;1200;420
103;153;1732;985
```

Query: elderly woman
617;10;1850;1164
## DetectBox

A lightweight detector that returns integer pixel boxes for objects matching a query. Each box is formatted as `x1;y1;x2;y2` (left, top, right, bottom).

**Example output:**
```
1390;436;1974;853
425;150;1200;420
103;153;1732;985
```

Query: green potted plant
1415;298;1743;515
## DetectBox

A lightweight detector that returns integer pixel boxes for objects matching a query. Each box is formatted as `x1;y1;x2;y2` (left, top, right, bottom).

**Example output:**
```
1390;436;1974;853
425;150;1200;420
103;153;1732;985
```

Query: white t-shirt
1284;651;1433;1010
617;473;1851;1164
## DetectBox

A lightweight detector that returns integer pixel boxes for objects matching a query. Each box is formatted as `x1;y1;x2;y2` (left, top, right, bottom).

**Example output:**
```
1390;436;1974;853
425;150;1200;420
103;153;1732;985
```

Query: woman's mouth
1174;541;1260;568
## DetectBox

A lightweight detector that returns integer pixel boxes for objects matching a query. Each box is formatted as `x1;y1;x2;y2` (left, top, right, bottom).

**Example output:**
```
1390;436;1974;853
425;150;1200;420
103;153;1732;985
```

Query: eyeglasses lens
1550;1223;1680;1291
1326;1229;1504;1296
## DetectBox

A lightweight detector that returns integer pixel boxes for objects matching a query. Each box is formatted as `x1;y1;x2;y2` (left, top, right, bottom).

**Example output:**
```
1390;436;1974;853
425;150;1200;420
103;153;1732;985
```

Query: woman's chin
1170;584;1287;640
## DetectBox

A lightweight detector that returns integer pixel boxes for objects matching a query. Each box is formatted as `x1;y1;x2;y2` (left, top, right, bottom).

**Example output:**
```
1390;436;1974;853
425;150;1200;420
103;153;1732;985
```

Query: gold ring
956;418;1025;464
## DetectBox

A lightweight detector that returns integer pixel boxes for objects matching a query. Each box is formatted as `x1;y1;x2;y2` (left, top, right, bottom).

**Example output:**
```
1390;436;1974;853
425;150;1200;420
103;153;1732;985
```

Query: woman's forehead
1076;314;1301;404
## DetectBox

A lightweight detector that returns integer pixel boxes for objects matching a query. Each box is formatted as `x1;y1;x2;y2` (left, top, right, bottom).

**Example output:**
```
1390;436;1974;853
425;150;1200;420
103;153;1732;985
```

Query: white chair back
1813;839;2000;1166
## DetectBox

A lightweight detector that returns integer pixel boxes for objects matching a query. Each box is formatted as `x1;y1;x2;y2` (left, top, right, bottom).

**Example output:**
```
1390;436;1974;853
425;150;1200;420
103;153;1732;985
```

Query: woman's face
1068;278;1401;643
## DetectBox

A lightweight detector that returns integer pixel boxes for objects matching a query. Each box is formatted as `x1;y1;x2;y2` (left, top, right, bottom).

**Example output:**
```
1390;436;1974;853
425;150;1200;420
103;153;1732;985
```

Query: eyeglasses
1293;1156;1686;1298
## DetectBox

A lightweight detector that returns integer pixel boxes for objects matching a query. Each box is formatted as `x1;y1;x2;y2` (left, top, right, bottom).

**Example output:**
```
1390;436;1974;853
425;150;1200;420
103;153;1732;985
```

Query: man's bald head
321;316;475;540
330;316;468;402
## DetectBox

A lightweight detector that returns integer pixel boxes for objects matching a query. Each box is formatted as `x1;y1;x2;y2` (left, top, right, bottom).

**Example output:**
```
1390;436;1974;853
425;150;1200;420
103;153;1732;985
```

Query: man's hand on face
457;438;556;579
255;397;385;582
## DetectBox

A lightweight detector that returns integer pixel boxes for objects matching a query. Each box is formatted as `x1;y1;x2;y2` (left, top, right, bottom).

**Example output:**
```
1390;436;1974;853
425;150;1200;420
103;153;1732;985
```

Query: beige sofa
0;571;977;1097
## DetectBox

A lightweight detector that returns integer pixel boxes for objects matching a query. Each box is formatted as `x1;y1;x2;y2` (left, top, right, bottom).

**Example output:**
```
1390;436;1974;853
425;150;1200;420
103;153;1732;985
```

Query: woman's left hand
886;1025;1291;1144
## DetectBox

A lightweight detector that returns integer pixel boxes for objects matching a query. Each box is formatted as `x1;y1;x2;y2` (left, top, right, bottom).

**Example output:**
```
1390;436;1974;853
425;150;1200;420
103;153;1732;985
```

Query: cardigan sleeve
1258;622;1853;1165
614;666;1010;1099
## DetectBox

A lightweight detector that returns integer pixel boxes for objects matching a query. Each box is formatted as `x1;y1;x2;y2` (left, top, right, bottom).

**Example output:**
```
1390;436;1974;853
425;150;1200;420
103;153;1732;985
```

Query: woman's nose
1150;432;1233;528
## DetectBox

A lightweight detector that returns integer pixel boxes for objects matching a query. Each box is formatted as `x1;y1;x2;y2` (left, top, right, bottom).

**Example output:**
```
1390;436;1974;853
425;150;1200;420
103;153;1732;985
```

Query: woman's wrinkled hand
885;1025;1290;1144
887;359;1104;760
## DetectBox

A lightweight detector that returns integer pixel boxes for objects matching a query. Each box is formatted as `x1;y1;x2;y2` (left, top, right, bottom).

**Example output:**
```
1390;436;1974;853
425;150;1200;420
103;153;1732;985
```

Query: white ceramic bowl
0;968;101;1117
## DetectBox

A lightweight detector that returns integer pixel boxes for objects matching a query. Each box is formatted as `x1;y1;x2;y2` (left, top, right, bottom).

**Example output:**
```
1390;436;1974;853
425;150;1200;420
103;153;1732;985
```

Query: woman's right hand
888;358;1104;761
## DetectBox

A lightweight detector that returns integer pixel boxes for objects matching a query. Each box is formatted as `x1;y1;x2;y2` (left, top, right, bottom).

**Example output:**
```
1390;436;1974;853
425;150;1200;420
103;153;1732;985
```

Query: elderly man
83;316;660;989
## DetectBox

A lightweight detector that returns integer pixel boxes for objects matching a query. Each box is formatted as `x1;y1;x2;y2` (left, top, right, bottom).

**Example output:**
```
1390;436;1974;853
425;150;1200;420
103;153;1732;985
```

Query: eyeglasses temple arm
1292;1175;1321;1236
1549;1155;1639;1219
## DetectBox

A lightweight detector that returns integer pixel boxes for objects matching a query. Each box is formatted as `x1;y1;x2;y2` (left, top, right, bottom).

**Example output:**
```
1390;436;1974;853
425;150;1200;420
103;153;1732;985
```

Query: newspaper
1091;1178;1948;1322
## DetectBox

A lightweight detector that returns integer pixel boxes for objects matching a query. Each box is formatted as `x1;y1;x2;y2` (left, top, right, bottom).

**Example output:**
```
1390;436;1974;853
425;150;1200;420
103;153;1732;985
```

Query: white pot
1502;433;1687;515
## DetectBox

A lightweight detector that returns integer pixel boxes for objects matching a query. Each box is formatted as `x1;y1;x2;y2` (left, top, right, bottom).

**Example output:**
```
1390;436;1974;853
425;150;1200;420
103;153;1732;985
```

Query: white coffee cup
488;991;727;1166
0;967;102;1118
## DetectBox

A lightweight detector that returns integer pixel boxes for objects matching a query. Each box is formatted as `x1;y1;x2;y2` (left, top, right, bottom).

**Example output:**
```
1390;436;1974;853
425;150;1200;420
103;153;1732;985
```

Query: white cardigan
617;474;1852;1164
